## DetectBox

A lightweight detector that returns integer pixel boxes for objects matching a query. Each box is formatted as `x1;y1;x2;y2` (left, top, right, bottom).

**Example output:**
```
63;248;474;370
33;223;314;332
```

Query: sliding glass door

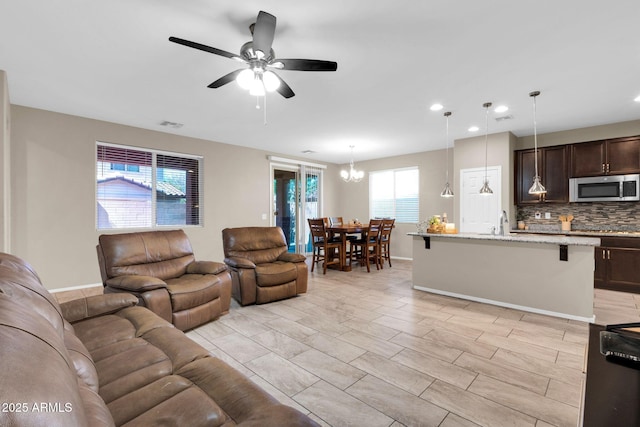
271;162;323;254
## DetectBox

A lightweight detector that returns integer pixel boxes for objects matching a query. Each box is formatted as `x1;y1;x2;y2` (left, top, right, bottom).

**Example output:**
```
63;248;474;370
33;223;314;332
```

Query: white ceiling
1;1;639;164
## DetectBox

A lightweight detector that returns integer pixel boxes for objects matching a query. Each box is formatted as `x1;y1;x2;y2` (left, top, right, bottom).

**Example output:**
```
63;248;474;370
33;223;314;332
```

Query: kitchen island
408;232;601;322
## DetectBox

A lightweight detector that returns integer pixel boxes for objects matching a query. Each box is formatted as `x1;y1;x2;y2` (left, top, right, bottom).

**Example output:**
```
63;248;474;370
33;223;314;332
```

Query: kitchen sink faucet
499;210;509;236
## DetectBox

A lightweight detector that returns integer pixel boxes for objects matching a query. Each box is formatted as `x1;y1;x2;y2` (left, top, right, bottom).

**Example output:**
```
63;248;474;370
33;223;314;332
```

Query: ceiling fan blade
275;58;338;72
207;69;244;88
272;72;295;98
252;11;276;58
169;36;245;62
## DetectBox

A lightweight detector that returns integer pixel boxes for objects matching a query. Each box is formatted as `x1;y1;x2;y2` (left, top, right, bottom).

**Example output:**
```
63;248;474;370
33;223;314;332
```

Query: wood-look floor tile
294;380;393;427
342;317;401;340
454;352;549;395
392;348;476;390
372;315;432;337
350;352;434;395
250;330;311;359
291;349;366;390
249;374;312;415
490;348;584;386
390;332;462;363
440;413;482;427
218;312;272;337
210;333;270;364
420;379;536;427
246;352;320;397
546;378;582;408
297;315;352;337
444;315;513;337
346;374;448;427
508;329;586;356
425;329;498;359
302;332;367;363
467;375;579;427
477;333;558;363
265;317;318;341
262;301;310;321
337;330;404;359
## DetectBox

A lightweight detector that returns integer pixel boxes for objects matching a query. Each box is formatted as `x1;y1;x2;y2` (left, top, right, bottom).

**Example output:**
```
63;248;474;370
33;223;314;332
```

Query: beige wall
10;105;340;289
337;150;454;260
0;71;9;253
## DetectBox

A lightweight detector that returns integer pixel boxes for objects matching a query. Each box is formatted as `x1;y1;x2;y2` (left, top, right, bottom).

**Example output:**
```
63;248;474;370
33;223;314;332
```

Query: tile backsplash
516;203;640;232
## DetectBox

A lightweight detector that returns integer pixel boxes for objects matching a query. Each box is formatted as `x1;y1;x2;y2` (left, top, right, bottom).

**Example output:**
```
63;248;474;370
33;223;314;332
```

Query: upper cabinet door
570;140;606;177
607;136;640;175
515;149;541;204
542;145;570;203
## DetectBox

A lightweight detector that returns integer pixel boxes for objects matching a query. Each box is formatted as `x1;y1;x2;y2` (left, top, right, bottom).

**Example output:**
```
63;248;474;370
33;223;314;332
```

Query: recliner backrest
98;230;195;281
222;227;288;265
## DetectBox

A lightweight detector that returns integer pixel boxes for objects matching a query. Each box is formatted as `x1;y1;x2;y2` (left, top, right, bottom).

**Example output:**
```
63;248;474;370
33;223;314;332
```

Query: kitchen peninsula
408;232;601;322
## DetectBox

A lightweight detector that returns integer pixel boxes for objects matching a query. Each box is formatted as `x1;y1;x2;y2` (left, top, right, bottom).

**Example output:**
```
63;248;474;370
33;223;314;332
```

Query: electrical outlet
545;212;551;219
534;212;541;219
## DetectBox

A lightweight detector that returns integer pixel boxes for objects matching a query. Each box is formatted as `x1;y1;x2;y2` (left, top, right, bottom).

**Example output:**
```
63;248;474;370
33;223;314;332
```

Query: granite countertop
408;231;601;246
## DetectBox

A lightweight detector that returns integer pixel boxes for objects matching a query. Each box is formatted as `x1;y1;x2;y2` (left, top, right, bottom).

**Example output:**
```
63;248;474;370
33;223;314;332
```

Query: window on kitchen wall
369;167;419;223
96;142;202;230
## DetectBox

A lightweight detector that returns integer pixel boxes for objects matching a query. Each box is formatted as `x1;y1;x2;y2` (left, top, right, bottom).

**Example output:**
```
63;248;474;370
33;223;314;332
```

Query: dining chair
308;218;343;274
379;218;395;268
350;219;383;272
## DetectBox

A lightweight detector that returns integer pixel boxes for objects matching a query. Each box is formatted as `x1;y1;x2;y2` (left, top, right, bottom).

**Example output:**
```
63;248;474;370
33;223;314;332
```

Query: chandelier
340;145;364;183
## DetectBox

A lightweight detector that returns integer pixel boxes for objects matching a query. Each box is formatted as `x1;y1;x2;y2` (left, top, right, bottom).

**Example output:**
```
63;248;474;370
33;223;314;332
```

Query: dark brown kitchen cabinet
515;145;569;204
570;136;640;177
594;237;640;293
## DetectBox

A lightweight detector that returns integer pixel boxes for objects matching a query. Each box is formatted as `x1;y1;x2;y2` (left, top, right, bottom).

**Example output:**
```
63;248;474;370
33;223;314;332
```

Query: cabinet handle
602;163;605;173
602;249;606;260
607;163;610;174
608;249;611;260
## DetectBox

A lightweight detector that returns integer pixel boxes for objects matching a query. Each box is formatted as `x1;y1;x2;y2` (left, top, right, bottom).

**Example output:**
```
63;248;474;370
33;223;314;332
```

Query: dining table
326;223;368;271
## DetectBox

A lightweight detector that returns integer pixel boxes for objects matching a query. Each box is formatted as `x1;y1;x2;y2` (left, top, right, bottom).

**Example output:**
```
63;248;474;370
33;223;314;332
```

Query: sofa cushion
255;262;297;286
166;274;220;311
99;230;196;280
65;330;100;392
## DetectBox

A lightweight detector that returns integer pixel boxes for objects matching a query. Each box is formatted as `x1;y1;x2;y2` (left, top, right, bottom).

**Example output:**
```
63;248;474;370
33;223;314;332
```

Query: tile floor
53;259;640;427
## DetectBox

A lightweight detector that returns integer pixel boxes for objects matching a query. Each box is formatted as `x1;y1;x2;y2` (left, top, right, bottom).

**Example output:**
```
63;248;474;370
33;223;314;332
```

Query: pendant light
479;102;493;195
340;145;364;182
440;111;454;197
528;91;547;195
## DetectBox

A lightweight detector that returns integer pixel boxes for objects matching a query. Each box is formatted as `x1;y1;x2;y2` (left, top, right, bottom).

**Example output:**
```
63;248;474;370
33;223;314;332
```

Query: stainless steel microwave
569;174;640;202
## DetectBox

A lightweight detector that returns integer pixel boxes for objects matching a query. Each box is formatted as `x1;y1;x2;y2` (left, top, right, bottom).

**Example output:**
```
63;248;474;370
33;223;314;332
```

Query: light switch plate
545;212;551;219
535;212;541;219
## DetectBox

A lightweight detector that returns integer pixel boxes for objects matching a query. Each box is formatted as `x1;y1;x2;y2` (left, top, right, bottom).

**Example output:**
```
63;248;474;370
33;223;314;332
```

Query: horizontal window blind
96;143;202;230
369;167;419;223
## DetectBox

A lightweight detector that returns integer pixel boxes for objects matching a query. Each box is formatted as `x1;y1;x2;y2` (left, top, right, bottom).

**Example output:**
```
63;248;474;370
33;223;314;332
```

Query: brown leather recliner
222;226;308;306
97;229;231;331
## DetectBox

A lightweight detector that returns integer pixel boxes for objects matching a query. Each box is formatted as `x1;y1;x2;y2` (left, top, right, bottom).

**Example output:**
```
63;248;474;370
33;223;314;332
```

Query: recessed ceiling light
494;105;509;113
468;126;480;132
430;104;444;111
634;95;640;102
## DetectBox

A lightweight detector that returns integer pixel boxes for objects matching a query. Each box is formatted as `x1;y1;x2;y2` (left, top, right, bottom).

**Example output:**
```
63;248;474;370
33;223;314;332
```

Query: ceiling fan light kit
169;11;337;100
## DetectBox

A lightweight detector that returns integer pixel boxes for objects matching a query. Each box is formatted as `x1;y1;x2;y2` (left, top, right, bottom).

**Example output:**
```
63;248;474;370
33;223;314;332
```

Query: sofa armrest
105;275;167;292
224;256;256;269
61;293;138;323
278;252;307;263
187;260;227;275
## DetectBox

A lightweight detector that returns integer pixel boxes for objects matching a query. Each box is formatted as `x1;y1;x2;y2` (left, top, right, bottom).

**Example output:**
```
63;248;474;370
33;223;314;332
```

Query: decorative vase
517;221;525;230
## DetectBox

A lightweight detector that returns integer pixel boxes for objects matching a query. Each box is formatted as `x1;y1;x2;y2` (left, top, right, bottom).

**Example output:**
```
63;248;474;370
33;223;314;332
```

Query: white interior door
460;166;501;234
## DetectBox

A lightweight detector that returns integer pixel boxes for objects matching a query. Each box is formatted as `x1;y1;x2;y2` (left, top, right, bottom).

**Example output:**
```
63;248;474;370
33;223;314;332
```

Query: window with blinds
369;167;419;223
96;143;202;229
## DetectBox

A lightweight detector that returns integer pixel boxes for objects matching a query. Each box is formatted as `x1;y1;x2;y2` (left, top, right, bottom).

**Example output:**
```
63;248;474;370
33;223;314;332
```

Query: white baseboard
49;283;103;293
413;285;595;323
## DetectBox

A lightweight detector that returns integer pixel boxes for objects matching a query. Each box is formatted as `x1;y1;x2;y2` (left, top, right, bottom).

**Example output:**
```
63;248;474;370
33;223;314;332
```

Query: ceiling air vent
495;115;513;122
159;120;184;129
301;150;316;154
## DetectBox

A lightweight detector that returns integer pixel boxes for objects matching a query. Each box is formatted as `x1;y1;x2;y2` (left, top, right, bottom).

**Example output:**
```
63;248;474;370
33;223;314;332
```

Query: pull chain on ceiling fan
169;11;338;99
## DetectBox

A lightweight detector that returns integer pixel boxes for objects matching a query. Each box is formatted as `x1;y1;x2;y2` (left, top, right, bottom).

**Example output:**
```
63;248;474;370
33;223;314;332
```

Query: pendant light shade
479;102;493;195
340;145;364;183
441;111;454;198
528;91;547;195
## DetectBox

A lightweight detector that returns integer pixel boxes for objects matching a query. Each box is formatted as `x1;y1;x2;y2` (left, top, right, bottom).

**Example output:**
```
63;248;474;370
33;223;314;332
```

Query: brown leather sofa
0;252;318;427
97;229;231;331
222;227;308;306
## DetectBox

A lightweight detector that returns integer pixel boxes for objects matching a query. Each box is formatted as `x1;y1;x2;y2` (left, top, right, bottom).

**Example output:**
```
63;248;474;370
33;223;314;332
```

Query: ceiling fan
169;11;337;99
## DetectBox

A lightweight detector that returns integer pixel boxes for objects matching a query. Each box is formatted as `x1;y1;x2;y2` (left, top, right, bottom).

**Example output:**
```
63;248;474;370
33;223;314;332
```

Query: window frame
96;141;203;230
369;166;419;224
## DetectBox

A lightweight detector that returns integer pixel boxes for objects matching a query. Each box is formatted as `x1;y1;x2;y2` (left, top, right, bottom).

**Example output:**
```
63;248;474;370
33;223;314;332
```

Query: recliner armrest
224;256;256;269
278;252;307;263
105;275;167;292
60;293;139;323
187;261;227;275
